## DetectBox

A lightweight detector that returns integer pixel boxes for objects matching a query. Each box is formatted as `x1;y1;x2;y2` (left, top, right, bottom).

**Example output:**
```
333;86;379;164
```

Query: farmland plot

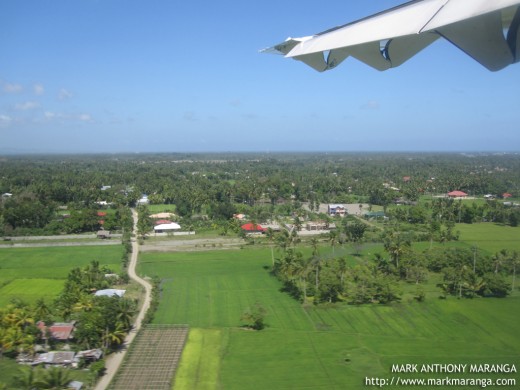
0;245;123;307
140;247;520;390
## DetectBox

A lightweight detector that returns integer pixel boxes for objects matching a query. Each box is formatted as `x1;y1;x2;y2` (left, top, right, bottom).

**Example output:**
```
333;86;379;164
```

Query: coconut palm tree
37;366;71;389
309;237;320;258
116;299;136;331
103;323;127;349
33;298;51;322
328;230;338;255
14;368;40;390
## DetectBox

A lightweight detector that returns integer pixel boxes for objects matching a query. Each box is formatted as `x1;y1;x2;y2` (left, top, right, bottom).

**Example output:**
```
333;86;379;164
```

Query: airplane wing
262;0;520;72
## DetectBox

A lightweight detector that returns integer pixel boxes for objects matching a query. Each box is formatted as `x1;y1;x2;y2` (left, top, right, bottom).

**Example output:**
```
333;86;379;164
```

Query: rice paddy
138;240;520;390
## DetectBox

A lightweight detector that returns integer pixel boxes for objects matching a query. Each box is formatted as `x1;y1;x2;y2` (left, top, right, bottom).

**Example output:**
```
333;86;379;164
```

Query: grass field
455;223;520;254
0;245;123;307
138;237;520;390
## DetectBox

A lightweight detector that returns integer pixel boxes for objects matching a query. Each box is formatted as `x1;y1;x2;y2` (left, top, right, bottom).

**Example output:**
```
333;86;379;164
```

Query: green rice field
138;240;520;390
0;245;123;306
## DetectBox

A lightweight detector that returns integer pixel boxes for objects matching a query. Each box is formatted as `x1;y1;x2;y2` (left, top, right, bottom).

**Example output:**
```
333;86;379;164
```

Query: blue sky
1;0;519;153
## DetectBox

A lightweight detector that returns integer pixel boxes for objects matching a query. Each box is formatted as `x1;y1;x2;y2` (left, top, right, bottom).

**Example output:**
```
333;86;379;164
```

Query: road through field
95;209;152;390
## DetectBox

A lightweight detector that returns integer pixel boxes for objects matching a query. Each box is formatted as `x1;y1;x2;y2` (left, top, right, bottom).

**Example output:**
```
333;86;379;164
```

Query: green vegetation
0;246;122;281
0;246;123;307
1;153;520;389
174;328;222;390
140;235;519;389
0;279;63;307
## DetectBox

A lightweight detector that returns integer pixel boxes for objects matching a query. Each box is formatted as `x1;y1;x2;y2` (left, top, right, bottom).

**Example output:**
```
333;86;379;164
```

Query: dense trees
1;153;519;236
1;153;519;309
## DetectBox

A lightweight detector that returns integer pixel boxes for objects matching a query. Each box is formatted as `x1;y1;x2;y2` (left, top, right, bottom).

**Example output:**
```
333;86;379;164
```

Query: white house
328;204;346;217
137;195;149;206
154;222;181;233
94;289;126;298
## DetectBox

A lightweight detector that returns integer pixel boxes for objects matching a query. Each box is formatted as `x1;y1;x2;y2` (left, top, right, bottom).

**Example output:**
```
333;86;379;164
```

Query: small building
328;204;346;217
94;289;126;298
37;321;76;341
448;190;468;198
241;223;265;233
154;222;181;233
68;381;84;390
33;351;76;366
74;349;103;363
137;195;149;206
306;222;329;231
150;212;176;219
97;230;111;239
503;192;513;198
154;219;172;225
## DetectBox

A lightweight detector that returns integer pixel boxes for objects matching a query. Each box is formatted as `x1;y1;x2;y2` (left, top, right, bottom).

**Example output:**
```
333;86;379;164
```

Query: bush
240;302;267;330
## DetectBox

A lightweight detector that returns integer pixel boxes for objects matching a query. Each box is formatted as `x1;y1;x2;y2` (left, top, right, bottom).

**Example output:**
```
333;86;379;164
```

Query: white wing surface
263;0;520;72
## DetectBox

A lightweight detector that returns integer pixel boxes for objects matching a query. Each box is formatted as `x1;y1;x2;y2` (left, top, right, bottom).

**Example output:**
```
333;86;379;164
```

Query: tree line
1;152;519;235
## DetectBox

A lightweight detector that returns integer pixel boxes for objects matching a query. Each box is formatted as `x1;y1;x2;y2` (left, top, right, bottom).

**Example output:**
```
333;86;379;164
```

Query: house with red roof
37;321;76;341
154;219;172;225
447;190;468;198
241;223;266;233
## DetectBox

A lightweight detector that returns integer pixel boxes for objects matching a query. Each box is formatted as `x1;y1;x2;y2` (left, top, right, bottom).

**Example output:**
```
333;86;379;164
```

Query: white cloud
43;111;93;123
44;111;58;120
360;100;380;110
15;101;40;110
58;88;73;100
3;83;23;94
0;114;12;127
33;83;45;95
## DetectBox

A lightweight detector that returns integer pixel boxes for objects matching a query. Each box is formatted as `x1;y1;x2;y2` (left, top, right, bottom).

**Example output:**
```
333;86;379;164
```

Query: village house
306;222;330;231
32;351;76;366
94;289;126;297
241;223;266;233
37;321;76;342
328;204;346;217
97;230;111;239
447;190;468;198
154;222;181;233
150;212;176;219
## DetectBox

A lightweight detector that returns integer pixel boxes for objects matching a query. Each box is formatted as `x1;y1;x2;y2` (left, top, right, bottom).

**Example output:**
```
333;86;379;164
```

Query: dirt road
95;209;152;390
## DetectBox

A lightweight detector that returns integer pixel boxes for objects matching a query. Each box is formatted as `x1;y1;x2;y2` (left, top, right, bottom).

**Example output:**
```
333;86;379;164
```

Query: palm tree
37;366;71;389
276;231;289;253
492;250;508;274
103;323;127;349
72;294;94;313
328;230;338;255
14;368;39;390
337;257;348;287
383;229;411;270
294;257;312;303
309;237;320;258
116;299;136;331
33;298;51;322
